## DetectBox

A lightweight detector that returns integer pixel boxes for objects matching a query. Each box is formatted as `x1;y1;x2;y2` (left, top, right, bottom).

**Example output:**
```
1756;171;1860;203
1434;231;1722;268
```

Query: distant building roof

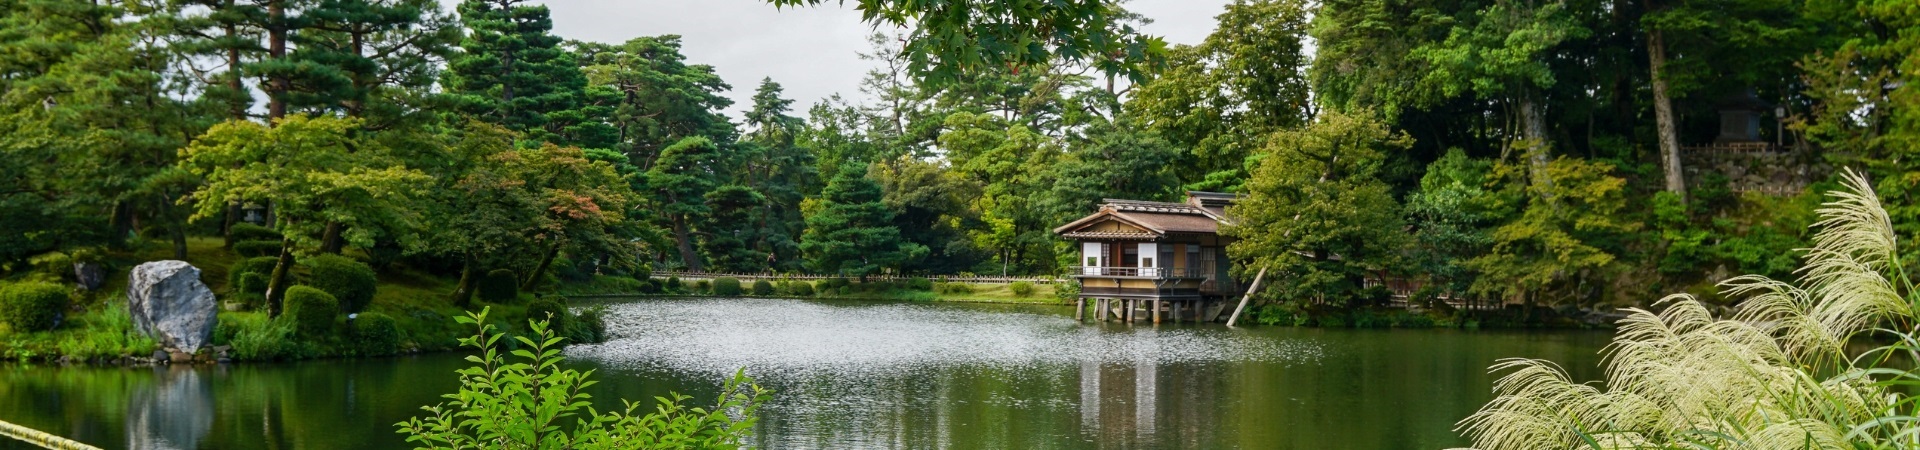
1053;192;1239;237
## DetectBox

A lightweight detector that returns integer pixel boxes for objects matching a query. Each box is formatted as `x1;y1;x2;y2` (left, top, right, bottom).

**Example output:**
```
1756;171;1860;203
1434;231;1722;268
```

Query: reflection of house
1053;192;1245;323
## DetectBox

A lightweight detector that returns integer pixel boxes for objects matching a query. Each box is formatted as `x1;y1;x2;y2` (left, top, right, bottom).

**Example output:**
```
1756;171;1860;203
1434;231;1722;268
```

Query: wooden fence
652;271;1062;284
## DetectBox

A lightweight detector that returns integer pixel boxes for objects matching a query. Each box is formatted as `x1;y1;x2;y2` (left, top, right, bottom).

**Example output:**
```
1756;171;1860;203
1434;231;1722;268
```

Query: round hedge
524;299;569;333
303;254;377;313
1010;281;1035;297
787;281;815;297
820;277;851;291
750;279;774;296
283;285;339;337
229;256;281;290
350;312;399;356
233;240;282;258
907;278;933;291
228;223;282;242
0;281;68;332
478;269;519;303
664;277;683;292
692;279;711;294
713;277;743;296
572;307;607;344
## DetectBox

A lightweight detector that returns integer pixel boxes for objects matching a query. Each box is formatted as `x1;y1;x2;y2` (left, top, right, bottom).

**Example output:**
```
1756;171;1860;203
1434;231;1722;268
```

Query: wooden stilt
1152;299;1162;324
1172;301;1183;324
1097;299;1108;321
1124;299;1134;322
1076;298;1085;322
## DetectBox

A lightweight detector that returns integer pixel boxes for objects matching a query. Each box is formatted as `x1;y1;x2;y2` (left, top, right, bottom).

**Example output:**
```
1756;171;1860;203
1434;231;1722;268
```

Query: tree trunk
320;221;344;254
451;254;478;308
224;0;244;120
263;235;296;317
671;214;704;272
522;242;562;293
1647;28;1687;201
222;202;239;249
1519;94;1554;195
266;0;288;121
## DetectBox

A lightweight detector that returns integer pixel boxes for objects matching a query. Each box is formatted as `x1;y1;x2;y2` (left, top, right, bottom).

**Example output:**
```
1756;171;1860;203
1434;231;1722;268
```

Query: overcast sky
496;0;1236;120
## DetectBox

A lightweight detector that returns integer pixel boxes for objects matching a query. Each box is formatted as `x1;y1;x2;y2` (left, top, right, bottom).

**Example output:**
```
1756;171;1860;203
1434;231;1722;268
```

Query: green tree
1466;148;1637;309
801;164;927;278
179;115;429;315
647;136;724;271
1224;110;1413;308
445;0;593;144
765;0;1165;84
1126;0;1313;192
574;36;733;162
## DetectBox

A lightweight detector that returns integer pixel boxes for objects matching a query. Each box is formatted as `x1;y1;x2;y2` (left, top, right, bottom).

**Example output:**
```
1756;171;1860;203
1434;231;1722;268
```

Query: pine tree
445;0;585;143
800;164;927;278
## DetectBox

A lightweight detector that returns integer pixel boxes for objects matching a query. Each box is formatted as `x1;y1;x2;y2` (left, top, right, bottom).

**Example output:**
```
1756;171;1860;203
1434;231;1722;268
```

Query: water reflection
1;298;1611;450
125;366;212;450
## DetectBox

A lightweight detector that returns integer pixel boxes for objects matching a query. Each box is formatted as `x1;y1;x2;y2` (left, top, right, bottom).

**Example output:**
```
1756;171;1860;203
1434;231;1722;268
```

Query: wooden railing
0;419;102;450
1067;266;1213;279
652;271;1061;284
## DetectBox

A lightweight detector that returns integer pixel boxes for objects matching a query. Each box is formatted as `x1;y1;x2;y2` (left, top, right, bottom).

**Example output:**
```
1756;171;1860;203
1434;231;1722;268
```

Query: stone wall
1680;144;1825;197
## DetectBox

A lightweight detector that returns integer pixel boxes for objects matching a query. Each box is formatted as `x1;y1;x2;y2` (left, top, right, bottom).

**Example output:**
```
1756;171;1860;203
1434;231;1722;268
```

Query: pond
0;298;1610;449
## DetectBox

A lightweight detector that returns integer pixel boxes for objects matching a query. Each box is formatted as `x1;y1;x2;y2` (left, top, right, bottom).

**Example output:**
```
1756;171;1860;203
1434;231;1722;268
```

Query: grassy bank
595;276;1069;305
0;237;629;364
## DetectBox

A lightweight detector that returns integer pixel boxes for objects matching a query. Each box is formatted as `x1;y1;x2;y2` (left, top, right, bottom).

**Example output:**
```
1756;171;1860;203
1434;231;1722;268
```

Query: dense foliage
304;254;378;313
0;282;68;333
283;286;340;338
397;309;767;449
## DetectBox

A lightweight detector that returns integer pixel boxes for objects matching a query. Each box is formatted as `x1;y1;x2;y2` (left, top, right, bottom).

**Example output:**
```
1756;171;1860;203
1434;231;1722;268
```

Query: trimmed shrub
234;240;282;257
820;277;851;291
478;269;519;302
350;312;400;356
283;286;340;337
636;279;660;294
229;223;281;242
787;281;815;297
693;279;711;294
750;279;774;296
234;272;268;307
525;299;570;335
713;277;743;296
1009;281;1035;297
568;307;607;344
0;281;69;332
1053;281;1081;303
936;282;973;295
230;256;281;291
907;278;933;291
28;252;73;282
629;263;653;282
304;254;377;313
664;277;683;293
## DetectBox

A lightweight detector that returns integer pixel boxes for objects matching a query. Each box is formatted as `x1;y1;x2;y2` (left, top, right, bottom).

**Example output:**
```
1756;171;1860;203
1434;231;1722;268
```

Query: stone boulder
74;261;105;290
128;261;219;352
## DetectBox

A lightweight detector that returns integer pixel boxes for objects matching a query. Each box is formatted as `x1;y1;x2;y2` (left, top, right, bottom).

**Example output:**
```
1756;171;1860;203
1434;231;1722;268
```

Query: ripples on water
566;298;1323;379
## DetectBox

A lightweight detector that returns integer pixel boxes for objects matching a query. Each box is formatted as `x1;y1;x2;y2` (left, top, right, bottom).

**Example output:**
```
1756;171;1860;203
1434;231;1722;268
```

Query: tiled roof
1054;192;1241;237
1061;231;1160;240
1112;211;1219;234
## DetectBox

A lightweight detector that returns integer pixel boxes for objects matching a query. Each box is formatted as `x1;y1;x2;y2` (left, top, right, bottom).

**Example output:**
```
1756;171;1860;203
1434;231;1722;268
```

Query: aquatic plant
398;307;767;449
1455;170;1920;449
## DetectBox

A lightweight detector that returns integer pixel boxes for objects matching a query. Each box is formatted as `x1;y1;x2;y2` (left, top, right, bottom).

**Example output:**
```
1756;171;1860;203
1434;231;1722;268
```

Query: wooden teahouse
1054;192;1245;323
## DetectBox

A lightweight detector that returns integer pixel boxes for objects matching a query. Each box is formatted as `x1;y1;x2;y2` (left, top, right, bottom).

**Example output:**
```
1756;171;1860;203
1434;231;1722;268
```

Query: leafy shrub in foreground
283;286;339;337
478;269;519;302
304;254;377;313
713;277;743;296
524;299;569;336
350;312;400;356
751;279;774;296
0;281;68;332
1009;281;1035;297
398;308;767;448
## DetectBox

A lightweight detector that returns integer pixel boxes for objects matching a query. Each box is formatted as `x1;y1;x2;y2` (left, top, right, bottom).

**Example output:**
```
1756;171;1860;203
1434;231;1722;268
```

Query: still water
1;298;1609;449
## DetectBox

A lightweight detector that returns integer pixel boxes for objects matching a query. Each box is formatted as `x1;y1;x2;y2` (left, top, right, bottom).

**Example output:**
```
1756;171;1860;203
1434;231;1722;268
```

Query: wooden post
1124;299;1134;322
1151;299;1162;324
1225;268;1269;327
1172;301;1183;324
1076;298;1085;322
1097;299;1108;321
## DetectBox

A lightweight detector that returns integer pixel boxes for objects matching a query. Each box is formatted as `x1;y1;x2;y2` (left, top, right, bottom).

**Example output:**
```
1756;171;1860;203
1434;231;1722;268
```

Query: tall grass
1455;169;1920;449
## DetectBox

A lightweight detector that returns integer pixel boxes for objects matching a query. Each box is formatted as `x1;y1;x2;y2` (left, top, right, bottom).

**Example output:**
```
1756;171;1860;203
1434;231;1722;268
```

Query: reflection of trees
125;366;213;450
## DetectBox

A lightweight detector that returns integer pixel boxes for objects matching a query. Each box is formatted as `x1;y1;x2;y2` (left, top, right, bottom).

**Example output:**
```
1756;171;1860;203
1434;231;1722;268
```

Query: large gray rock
128;261;218;352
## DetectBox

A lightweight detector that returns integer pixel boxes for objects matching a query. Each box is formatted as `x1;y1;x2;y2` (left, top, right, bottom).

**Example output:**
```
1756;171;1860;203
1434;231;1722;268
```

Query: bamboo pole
1225;268;1269;327
0;419;103;450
